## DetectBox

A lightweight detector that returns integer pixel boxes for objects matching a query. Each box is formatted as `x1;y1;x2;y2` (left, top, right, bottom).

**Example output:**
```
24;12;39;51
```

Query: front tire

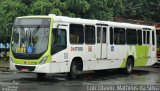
125;58;134;74
67;61;81;80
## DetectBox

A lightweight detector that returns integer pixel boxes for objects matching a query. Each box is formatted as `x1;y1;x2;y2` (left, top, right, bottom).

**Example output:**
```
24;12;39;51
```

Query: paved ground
0;65;160;91
0;59;9;71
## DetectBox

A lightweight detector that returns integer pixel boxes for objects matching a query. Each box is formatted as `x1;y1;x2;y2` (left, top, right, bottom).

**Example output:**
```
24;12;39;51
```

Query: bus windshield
11;18;50;58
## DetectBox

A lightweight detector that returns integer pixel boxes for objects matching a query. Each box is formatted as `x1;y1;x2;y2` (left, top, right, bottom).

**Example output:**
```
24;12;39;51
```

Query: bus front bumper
10;62;51;73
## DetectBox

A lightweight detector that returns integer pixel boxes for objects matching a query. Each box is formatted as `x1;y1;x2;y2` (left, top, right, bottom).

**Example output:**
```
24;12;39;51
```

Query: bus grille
15;65;35;71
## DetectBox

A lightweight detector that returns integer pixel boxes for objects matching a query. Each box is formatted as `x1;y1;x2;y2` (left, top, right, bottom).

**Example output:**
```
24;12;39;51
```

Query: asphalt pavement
0;65;160;91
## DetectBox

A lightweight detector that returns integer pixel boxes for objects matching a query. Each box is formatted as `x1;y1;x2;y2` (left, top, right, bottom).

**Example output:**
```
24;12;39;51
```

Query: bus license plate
21;68;29;72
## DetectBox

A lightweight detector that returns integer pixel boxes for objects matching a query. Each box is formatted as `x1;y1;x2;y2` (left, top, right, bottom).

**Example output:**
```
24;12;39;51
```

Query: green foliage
31;1;52;15
85;0;114;20
108;0;125;17
121;0;160;22
0;0;27;42
50;9;62;15
66;0;90;17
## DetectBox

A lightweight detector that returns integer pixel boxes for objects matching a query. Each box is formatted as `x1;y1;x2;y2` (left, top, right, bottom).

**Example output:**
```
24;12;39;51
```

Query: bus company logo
71;47;83;51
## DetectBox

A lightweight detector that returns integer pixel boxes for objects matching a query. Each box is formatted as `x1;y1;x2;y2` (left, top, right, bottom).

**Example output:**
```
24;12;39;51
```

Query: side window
152;31;155;45
103;27;107;43
147;31;150;44
143;31;146;44
52;29;66;45
97;27;101;43
138;30;142;45
51;29;67;55
85;25;95;44
126;29;137;44
69;24;84;44
110;27;113;44
156;30;160;48
114;28;125;44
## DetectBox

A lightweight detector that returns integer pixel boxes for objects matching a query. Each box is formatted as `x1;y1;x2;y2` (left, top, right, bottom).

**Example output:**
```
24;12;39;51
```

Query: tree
66;0;90;18
107;0;124;17
18;0;33;7
121;0;160;21
145;0;160;22
121;0;144;19
31;0;52;15
85;0;113;20
0;0;27;43
50;0;67;16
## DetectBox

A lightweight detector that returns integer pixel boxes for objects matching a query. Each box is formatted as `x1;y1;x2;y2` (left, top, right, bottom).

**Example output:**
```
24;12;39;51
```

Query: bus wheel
125;58;134;74
37;73;46;79
68;61;80;80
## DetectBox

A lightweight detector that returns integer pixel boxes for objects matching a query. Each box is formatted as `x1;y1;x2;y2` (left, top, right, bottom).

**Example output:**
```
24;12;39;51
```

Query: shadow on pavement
3;68;149;85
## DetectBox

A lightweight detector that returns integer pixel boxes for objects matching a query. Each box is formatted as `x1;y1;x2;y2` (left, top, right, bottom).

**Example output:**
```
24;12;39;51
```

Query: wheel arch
71;57;83;71
127;55;135;67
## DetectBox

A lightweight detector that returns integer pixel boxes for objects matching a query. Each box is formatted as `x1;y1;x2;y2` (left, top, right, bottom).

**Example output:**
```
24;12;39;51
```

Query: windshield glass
11;18;50;55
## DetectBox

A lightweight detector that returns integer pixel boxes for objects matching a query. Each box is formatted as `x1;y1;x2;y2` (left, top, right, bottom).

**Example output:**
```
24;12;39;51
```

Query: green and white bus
10;14;157;79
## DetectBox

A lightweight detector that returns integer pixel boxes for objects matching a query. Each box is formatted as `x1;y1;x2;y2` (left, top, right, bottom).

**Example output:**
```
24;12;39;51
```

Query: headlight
39;56;48;65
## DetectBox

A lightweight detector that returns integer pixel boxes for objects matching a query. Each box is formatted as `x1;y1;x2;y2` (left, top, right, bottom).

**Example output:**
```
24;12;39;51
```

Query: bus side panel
83;45;96;71
146;46;157;66
50;49;71;73
107;45;128;68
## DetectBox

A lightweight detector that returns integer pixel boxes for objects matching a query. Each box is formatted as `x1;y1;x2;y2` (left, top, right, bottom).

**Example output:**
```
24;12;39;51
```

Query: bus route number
71;47;83;51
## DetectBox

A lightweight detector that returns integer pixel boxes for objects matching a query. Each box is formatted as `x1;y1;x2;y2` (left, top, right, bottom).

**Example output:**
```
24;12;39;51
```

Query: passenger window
97;27;101;43
152;31;155;45
110;27;114;44
85;25;95;44
114;28;125;44
126;29;137;44
69;24;84;44
103;27;107;43
147;31;150;44
138;30;142;45
143;31;146;44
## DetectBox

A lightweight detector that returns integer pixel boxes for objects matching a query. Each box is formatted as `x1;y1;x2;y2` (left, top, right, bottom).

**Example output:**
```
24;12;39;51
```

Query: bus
10;14;157;79
156;29;160;62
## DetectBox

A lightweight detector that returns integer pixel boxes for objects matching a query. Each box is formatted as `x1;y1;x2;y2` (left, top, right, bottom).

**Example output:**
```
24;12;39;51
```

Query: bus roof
17;14;156;30
51;14;155;30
